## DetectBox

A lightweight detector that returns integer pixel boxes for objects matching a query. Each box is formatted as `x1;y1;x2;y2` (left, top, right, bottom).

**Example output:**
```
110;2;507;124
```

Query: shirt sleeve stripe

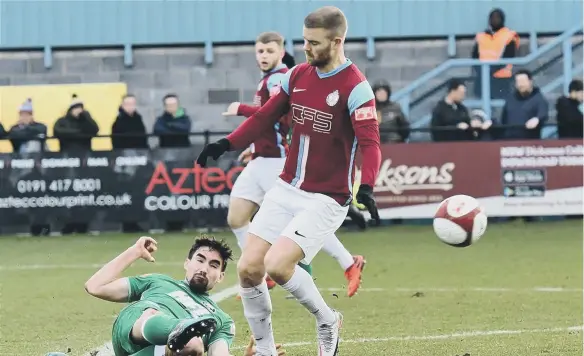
347;81;375;116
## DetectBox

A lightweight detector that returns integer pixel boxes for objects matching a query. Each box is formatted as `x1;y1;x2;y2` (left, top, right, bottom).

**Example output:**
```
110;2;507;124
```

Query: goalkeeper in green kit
85;236;286;356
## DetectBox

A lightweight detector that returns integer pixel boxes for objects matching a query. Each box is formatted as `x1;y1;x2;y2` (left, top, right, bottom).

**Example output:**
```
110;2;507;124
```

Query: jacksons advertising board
355;139;583;218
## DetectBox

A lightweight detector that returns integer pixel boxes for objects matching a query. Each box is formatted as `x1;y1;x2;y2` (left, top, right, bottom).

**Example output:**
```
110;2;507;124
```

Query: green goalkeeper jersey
127;273;235;349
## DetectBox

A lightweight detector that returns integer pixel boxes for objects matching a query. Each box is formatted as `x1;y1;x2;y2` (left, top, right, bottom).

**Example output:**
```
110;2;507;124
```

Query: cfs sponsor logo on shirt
291;104;333;134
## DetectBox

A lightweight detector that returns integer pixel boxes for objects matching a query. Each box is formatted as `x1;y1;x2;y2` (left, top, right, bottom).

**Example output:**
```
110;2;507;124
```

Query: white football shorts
230;157;286;205
248;179;349;264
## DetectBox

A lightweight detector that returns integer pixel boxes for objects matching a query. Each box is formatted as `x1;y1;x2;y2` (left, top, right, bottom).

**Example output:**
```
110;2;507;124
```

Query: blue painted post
529;31;538;53
562;38;572;95
366;36;375;60
43;45;52;69
285;39;294;56
480;63;491;120
123;44;133;67
447;34;456;57
399;96;410;118
0;0;2;47
204;40;214;65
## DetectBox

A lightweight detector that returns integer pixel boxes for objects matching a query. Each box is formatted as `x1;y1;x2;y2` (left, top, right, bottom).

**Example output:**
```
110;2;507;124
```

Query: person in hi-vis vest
472;8;520;100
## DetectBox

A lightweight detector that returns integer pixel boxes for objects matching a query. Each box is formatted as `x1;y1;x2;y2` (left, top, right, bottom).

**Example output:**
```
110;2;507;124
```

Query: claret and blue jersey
243;63;289;159
227;59;382;205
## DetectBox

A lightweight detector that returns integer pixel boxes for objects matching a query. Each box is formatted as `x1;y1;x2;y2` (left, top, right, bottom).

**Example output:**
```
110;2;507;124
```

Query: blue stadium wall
0;0;582;48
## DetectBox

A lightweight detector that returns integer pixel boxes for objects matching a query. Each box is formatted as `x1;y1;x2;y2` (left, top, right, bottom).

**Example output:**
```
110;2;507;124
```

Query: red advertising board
356;139;583;218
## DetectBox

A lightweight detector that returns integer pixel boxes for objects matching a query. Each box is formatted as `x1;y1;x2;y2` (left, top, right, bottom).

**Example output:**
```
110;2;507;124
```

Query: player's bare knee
226;210;249;229
130;308;159;344
227;198;257;229
264;251;296;284
265;237;304;283
237;254;265;287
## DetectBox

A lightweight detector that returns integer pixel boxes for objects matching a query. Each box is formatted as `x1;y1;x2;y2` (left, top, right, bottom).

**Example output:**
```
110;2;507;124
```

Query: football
433;195;488;247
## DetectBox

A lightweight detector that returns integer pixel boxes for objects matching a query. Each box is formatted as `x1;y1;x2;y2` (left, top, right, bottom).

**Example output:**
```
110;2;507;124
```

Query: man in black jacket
53;94;100;152
556;79;583;139
431;79;491;142
111;94;148;149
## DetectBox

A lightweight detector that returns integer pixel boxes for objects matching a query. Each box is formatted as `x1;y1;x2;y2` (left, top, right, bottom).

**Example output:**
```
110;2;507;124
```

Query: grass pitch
0;219;581;355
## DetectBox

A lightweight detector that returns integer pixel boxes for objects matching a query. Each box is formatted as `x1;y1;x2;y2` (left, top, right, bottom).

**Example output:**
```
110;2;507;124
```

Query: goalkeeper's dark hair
188;235;233;272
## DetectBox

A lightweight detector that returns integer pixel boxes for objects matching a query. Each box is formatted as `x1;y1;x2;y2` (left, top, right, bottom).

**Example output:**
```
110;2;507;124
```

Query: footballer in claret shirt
197;7;381;356
223;31;367;300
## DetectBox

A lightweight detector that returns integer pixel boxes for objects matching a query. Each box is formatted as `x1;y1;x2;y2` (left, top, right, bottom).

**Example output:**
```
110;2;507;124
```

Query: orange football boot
344;255;366;297
265;275;277;290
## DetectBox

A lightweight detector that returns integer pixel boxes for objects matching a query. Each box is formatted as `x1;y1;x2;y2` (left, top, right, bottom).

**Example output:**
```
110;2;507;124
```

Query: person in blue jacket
499;69;548;140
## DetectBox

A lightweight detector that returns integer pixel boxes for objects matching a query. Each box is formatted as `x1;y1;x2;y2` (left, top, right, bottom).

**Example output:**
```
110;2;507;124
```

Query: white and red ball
433;195;488;247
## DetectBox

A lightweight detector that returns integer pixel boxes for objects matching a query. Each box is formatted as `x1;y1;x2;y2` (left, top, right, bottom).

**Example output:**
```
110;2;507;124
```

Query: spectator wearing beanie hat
8;98;48;153
53;94;99;152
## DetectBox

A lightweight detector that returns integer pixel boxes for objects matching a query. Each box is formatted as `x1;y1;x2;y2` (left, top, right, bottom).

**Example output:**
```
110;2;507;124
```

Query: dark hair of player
303;6;347;39
256;31;284;47
187;236;233;272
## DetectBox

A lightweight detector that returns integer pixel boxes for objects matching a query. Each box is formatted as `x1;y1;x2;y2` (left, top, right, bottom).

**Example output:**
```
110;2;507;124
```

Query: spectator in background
556;79;583;139
0;122;6;139
153;94;192;148
8;99;47;153
373;80;410;143
111;94;148;150
469;109;493;140
499;70;548;140
53;94;99;152
472;8;519;99
282;51;296;69
431;79;489;142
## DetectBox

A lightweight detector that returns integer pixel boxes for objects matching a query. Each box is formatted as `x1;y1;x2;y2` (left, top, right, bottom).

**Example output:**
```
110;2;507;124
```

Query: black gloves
355;184;380;226
196;138;231;167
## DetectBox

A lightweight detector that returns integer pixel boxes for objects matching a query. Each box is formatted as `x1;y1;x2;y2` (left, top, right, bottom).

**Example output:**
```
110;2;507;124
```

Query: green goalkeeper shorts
112;301;160;356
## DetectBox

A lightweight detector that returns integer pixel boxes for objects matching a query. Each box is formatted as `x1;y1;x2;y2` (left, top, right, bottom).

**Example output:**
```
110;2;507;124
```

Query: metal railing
392;24;583;123
0;123;568;153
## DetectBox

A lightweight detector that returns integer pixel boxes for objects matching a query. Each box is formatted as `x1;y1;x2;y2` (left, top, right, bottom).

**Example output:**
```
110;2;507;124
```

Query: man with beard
222;31;366;299
85;236;284;356
197;7;381;356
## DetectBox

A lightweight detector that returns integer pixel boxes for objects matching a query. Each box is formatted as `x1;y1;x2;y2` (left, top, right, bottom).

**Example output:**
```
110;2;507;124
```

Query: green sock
298;262;313;276
141;313;181;345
